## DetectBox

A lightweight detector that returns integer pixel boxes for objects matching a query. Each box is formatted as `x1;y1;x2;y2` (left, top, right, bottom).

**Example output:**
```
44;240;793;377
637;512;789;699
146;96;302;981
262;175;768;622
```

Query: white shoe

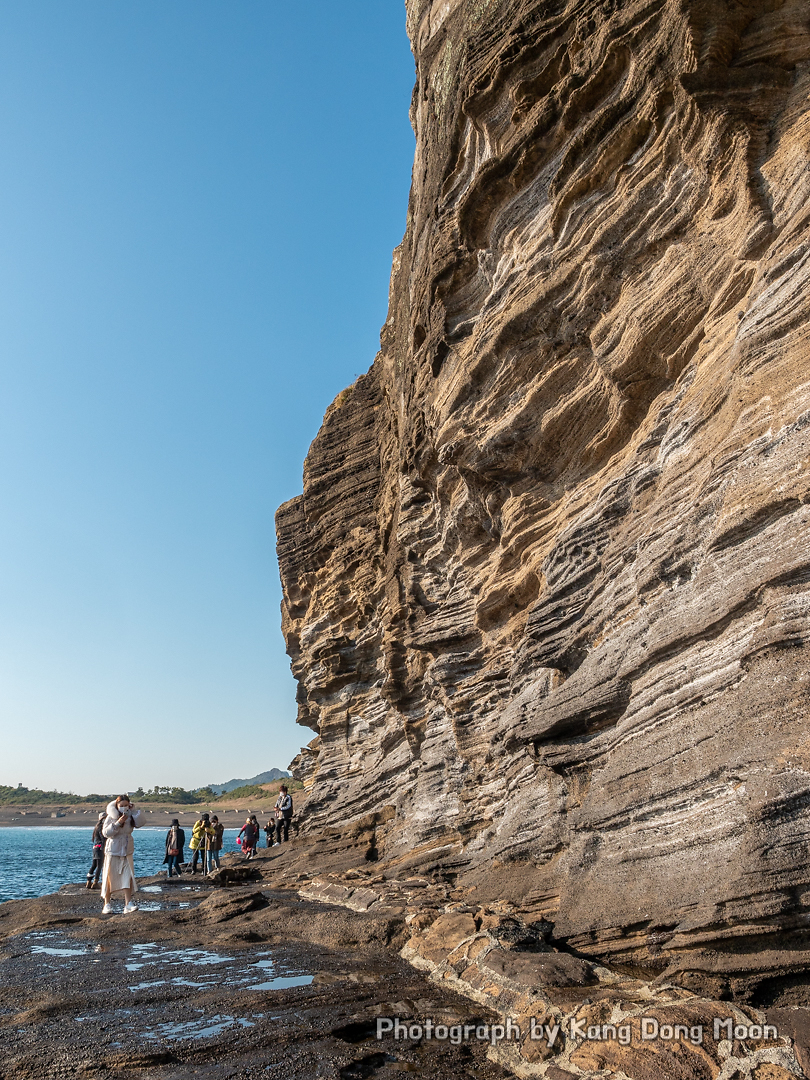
123;901;138;914
102;903;113;914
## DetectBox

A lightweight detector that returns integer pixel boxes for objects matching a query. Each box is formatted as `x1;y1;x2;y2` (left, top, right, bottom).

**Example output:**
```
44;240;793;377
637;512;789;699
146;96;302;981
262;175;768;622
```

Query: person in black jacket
86;812;106;889
163;819;186;878
274;786;293;845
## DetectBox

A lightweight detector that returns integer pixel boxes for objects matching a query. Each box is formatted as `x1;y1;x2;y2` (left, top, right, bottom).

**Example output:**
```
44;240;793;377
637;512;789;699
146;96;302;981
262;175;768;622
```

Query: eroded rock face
276;0;810;991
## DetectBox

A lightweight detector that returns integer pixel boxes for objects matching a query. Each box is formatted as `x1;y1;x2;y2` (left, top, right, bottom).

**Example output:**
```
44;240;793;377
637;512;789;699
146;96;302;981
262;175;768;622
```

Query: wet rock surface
0;870;512;1080
4;846;809;1078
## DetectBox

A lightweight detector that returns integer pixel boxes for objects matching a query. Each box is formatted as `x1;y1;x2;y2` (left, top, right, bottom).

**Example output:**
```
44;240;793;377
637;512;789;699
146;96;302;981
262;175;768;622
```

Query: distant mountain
207;769;290;795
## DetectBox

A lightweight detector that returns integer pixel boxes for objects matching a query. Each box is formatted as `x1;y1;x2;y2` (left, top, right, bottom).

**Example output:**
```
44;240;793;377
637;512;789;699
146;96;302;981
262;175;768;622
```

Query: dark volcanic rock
0;885;510;1080
480;948;596;989
276;0;810;1003
767;1008;810;1076
196;887;268;922
206;865;262;887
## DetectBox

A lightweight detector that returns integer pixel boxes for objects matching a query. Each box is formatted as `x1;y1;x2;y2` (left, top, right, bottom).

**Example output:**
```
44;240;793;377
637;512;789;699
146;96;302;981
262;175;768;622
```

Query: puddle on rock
139;883;200;892
125;944;232;971
247;975;314;990
143;1013;255;1041
28;933;91;959
24;931;315;999
123;942;313;990
135;900;192;912
32;944;91;957
170;976;227;988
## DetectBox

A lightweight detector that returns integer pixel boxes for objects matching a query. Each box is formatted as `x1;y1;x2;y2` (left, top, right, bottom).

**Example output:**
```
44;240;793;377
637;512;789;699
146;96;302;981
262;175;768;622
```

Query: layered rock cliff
276;0;810;1000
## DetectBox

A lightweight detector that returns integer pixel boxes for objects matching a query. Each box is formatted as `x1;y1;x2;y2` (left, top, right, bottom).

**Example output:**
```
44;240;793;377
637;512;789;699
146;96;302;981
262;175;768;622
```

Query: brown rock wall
276;0;810;994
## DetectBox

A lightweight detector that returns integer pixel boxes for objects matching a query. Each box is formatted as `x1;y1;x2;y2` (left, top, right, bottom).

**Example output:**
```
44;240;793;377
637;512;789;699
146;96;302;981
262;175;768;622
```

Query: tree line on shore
0;780;301;806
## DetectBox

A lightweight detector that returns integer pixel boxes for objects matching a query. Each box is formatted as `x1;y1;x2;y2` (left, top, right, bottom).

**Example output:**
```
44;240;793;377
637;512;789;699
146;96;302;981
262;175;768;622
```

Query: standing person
274;786;293;845
101;795;143;914
237;815;258;859
263;818;274;848
188;813;209;874
86;812;105;889
163;818;185;878
205;815;224;873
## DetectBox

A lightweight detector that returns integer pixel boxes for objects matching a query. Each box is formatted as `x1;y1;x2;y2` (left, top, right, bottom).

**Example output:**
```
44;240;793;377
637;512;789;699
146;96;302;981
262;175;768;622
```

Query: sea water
0;827;241;903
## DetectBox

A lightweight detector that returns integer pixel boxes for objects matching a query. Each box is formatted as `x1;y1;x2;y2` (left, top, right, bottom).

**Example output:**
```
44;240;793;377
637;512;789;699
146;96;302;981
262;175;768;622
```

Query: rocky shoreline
2;839;807;1079
298;871;809;1079
0;849;506;1080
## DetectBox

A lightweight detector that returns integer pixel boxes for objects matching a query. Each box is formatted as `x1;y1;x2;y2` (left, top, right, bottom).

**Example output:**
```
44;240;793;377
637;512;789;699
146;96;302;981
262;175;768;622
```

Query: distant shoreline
0;804;285;828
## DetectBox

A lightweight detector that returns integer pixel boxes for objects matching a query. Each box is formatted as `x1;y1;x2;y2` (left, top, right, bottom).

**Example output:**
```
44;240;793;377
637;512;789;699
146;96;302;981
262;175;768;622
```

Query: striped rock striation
276;0;810;1002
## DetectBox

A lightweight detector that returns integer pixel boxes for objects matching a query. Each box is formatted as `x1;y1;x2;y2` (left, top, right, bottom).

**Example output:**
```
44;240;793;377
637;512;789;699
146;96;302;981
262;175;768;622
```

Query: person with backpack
163;818;186;878
86;812;106;889
273;786;293;845
205;815;224;873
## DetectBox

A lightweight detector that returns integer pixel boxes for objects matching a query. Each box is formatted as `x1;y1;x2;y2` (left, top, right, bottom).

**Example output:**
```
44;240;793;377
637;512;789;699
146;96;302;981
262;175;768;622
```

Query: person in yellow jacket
188;813;209;874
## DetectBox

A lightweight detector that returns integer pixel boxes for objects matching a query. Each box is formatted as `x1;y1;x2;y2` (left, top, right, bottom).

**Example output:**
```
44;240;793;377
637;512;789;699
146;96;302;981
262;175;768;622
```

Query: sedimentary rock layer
276;0;810;997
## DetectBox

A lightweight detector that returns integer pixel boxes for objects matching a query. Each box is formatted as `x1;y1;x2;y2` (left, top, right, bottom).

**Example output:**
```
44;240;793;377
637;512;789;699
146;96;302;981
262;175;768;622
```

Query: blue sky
0;1;415;793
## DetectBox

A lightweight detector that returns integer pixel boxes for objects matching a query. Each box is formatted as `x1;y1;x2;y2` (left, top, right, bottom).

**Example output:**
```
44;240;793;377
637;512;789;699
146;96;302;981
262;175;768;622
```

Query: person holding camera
188;812;209;874
100;794;143;914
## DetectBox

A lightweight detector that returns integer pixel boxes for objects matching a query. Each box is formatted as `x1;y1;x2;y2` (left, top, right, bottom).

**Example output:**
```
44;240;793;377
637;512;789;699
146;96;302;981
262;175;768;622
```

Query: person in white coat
101;794;143;914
